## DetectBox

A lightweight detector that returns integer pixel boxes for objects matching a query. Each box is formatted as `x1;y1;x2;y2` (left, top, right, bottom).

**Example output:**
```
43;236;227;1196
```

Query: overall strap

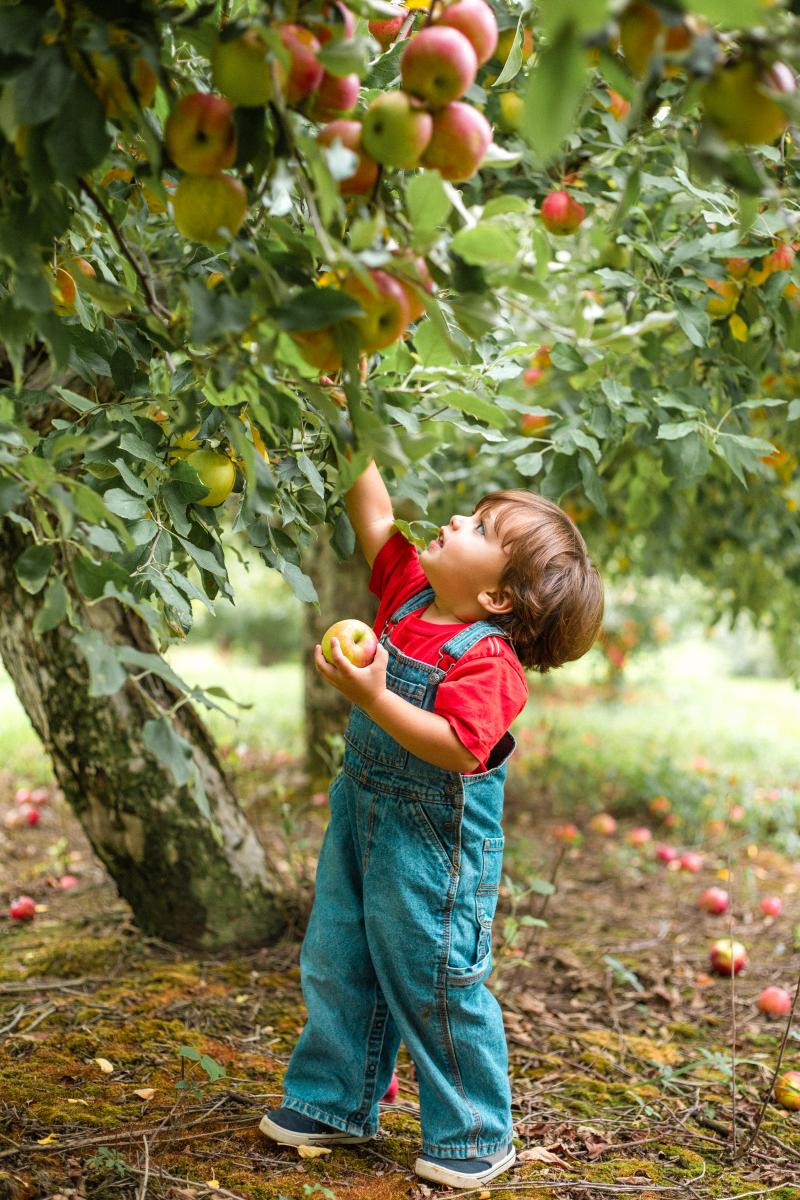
437;620;509;665
382;585;435;636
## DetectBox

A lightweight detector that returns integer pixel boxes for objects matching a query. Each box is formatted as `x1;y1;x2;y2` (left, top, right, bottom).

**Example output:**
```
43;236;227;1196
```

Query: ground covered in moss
1;735;799;1200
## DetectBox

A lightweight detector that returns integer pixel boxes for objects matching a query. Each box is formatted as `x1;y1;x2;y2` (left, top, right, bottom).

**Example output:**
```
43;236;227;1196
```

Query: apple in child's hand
709;937;747;976
758;986;791;1017
321;620;378;667
698;887;729;914
9;895;36;921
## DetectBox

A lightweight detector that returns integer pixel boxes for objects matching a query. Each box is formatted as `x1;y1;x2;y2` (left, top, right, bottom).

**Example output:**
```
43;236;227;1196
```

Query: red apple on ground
648;795;671;816
540;190;585;235
435;0;498;65
709;938;747;976
311;72;361;120
318;120;379;195
278;24;325;105
758;986;792;1017
774;1071;800;1110
59;874;79;890
589;812;617;835
30;786;49;805
656;844;678;863
21;806;40;826
552;823;580;843
627;826;652;846
382;1071;399;1102
401;26;478;109
14;788;32;806
679;851;703;873
369;7;407;50
361;91;433;167
760;896;783;917
698;887;729;914
165;93;236;175
341;269;411;352
9;896;36;921
421;100;492;181
321;619;378;667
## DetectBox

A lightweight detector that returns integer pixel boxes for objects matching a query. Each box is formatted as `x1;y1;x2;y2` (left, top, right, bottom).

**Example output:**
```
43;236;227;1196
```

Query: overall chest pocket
344;669;427;771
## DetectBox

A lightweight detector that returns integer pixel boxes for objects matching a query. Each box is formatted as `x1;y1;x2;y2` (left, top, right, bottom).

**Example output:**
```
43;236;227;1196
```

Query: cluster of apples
347;0;496;183
616;1;796;146
3;785;49;830
706;242;797;345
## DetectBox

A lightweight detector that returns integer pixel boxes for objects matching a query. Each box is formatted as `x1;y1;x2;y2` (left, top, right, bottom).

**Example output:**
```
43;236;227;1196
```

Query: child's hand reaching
314;638;389;713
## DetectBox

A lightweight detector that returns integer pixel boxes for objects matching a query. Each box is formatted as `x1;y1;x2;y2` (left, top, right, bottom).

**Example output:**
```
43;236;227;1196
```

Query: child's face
418;505;512;621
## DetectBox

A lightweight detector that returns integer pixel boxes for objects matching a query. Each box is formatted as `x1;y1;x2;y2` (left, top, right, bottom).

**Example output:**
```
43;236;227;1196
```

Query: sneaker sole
413;1146;517;1189
258;1114;375;1147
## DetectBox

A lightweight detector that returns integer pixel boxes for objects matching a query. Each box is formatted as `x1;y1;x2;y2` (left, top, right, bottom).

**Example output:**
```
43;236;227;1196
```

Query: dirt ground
1;740;799;1200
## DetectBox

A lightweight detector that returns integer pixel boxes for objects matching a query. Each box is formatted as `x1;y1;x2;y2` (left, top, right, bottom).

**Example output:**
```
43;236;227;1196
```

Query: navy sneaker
259;1106;375;1147
414;1142;517;1188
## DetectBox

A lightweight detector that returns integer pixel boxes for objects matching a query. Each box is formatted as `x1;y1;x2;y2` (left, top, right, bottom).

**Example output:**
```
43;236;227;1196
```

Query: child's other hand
314;638;389;711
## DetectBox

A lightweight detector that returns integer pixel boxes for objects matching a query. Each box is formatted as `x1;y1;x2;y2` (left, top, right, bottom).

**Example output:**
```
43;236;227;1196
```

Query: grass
1;636;798;797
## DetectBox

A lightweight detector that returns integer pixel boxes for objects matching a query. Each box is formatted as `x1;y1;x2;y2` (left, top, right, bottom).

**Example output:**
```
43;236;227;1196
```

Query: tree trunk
0;517;294;952
302;530;375;785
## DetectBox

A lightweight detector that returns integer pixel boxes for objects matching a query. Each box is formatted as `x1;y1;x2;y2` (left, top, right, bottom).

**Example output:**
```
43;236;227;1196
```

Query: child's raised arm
345;460;395;567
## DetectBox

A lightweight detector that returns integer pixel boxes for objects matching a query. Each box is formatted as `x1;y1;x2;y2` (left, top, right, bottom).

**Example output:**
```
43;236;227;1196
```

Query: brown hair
475;490;604;672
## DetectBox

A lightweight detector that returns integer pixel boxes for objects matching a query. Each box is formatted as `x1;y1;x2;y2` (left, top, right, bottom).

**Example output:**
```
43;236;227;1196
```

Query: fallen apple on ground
382;1071;399;1102
698;887;729;914
321;620;378;667
709;938;747;976
760;896;783;917
655;844;678;863
679;851;703;873
627;826;652;846
774;1070;800;1111
758;986;791;1017
9;896;36;921
589;812;617;835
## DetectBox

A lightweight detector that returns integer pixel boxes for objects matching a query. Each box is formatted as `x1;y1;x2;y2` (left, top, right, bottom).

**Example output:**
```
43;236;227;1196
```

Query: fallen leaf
234;994;249;1004
94;1057;114;1074
517;1145;572;1169
134;1088;156;1101
36;1133;59;1145
297;1144;332;1158
205;1179;220;1189
479;1192;491;1199
67;1098;89;1106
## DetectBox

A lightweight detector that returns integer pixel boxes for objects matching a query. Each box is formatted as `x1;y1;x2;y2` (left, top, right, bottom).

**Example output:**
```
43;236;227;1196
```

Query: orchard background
1;0;800;1196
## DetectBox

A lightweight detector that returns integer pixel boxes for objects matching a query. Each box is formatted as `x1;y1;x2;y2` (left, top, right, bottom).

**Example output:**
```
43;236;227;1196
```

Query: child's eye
476;519;485;534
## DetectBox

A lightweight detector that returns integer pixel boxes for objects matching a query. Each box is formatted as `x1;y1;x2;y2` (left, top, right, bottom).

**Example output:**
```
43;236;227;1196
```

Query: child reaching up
261;460;603;1189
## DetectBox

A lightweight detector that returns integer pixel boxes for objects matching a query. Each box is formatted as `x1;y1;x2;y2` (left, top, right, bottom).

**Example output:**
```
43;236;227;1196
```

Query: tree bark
302;530;375;785
0;515;296;953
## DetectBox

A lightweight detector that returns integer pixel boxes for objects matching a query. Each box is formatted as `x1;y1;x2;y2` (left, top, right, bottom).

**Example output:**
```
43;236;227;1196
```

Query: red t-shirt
369;531;528;772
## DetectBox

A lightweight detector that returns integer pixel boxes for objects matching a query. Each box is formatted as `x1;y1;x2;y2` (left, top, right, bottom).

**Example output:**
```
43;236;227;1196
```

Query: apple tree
1;0;798;946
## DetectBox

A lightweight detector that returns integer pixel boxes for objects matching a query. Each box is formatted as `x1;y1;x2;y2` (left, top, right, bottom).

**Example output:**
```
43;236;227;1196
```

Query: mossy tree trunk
0;361;293;952
302;530;375;785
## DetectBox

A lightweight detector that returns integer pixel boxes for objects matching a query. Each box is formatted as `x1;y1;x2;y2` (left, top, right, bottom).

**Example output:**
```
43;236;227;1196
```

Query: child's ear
478;587;513;616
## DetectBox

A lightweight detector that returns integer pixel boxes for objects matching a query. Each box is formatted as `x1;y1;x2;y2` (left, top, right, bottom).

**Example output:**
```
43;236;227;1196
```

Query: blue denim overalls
281;584;516;1157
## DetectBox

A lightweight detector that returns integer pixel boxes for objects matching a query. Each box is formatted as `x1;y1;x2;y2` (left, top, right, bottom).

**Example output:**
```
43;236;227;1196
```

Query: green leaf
446;389;510;429
317;33;370;76
528;878;556;896
120;432;164;466
276;559;318;604
143;717;195;788
72;553;132;601
658;420;700;440
33;576;67;636
74;629;127;697
451;221;519;266
514;451;544;477
406;171;451;238
102;488;149;520
43;77;110;184
787;400;800;422
691;0;762;25
15;544;54;594
522;23;587;162
492;22;525;87
297;454;325;498
675;304;709;348
550;342;587;372
274;287;364;332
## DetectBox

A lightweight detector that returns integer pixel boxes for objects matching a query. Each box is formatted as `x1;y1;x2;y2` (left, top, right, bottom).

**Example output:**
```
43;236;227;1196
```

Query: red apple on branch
421;100;492;181
369;7;408;50
435;0;498;66
540;190;585;235
361;91;433;168
165;93;236;175
278;24;325;105
321;620;378;666
318;120;379;195
401;26;478;109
